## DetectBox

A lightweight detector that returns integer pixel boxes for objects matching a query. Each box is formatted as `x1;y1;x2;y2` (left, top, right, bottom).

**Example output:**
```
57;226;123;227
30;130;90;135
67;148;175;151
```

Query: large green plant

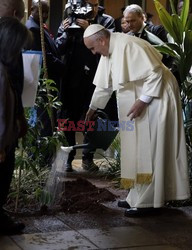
154;0;192;83
154;1;192;191
154;0;192;148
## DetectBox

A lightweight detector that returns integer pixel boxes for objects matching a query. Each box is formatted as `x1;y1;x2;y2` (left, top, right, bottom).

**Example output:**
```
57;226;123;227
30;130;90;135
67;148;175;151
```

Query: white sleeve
142;67;163;98
139;95;153;103
89;86;113;110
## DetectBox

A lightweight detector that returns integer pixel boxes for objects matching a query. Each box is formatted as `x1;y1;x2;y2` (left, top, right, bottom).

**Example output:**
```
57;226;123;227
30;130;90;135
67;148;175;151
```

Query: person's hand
127;99;148;120
0;150;6;163
85;108;97;121
62;18;70;30
76;19;89;30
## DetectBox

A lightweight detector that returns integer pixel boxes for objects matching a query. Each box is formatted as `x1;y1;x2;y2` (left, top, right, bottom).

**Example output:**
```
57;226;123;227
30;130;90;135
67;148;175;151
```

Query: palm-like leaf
180;0;190;29
154;0;177;40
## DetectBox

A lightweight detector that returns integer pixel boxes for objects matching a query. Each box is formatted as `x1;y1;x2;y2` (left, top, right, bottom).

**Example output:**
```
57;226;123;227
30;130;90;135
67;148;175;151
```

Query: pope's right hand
85;108;96;121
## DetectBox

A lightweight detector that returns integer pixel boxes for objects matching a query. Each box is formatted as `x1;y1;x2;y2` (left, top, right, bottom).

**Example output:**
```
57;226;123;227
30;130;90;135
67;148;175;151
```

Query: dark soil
60;178;117;214
6;177;118;216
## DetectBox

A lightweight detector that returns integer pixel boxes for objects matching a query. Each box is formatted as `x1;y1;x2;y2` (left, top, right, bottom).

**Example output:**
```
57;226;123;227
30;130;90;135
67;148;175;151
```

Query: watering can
61;110;119;153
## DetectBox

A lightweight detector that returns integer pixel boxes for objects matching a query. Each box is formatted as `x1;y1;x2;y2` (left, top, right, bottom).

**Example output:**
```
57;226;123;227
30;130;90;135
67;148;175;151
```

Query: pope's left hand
127;99;148;120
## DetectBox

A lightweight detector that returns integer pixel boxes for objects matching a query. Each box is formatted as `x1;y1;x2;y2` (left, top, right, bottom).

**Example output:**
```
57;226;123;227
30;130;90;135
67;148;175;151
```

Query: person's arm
29;27;65;75
55;19;70;55
86;86;113;121
8;55;28;138
127;67;163;120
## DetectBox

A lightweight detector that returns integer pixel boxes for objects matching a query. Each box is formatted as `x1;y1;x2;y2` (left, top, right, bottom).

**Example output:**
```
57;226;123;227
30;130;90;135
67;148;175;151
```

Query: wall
145;0;167;25
104;0;126;19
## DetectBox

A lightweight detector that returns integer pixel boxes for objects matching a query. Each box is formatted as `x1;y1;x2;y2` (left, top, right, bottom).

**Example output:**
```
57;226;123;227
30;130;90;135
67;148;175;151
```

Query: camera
64;0;93;29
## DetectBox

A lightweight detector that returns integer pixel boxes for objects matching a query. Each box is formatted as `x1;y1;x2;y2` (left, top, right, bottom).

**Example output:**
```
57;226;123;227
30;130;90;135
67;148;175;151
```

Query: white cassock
89;33;190;208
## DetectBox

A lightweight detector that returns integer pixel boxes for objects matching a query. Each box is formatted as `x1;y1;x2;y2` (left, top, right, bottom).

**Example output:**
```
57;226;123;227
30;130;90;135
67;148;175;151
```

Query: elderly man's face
124;12;144;33
84;36;109;57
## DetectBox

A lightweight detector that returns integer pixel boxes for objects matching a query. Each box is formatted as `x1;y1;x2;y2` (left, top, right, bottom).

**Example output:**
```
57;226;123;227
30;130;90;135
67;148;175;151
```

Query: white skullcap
83;24;105;38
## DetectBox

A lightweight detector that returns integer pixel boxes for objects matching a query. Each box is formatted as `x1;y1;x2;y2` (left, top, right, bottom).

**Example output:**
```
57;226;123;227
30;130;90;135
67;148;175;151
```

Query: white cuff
139;95;153;103
89;105;97;111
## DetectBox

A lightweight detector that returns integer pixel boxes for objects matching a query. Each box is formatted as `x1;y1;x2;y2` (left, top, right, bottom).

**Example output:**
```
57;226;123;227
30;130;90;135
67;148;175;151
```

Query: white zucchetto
83;24;105;38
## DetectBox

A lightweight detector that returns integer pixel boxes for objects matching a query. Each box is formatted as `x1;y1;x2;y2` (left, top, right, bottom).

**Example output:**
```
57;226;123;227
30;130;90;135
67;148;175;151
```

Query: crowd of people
0;0;190;234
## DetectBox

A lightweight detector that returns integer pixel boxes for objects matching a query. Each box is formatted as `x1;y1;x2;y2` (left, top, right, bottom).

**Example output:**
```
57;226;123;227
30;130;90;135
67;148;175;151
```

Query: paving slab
119;246;180;250
79;226;167;249
11;230;99;250
0;236;21;250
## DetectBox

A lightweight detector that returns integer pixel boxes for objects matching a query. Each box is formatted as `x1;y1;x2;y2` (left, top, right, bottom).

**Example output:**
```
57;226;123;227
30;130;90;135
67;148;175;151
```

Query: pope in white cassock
83;24;190;217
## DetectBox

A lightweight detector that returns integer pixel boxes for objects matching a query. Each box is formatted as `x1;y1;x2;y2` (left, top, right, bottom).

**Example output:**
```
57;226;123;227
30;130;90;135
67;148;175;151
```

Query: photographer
56;0;115;172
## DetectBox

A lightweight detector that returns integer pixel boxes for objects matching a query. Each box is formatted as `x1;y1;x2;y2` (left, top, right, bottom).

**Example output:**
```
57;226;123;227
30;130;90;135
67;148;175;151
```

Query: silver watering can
61;110;119;153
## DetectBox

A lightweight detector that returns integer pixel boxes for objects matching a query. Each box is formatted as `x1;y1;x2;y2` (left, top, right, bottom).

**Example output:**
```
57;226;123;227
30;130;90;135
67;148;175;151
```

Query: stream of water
45;146;73;206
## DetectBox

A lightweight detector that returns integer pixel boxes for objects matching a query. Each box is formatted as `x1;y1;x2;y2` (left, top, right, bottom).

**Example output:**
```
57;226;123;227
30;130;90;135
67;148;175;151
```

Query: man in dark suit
123;4;173;69
26;0;65;136
0;0;28;235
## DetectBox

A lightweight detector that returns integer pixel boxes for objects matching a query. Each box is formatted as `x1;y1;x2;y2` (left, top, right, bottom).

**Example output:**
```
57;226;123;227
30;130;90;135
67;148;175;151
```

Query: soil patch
60;177;117;214
6;177;118;216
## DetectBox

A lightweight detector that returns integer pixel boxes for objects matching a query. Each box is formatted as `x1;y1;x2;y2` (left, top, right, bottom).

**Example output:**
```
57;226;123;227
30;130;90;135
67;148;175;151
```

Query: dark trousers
64;130;95;164
0;146;15;210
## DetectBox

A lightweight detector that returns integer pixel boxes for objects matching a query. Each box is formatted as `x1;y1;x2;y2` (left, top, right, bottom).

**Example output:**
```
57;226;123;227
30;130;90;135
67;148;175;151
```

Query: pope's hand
85;108;96;121
127;99;148;120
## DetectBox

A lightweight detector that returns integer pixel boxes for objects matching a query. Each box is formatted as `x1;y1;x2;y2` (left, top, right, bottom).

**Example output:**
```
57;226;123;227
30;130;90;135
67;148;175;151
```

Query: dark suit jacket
26;16;64;90
0;62;18;151
128;23;173;69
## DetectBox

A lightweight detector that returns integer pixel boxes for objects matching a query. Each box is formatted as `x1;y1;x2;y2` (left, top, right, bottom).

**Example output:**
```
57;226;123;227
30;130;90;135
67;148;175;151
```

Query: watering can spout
61;143;90;153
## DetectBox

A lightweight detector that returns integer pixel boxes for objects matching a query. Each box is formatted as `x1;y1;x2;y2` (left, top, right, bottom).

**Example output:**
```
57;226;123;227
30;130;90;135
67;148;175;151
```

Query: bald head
0;0;25;20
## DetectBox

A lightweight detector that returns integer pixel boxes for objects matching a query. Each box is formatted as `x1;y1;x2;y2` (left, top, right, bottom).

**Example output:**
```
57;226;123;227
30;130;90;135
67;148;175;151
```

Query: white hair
123;4;144;17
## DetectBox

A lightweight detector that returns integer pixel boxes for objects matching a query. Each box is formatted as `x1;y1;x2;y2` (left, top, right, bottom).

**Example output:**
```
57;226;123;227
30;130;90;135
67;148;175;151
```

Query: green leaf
183;52;192;78
185;14;192;31
180;0;190;29
184;30;192;53
172;14;183;44
154;44;179;58
169;0;177;14
166;43;182;55
154;0;178;41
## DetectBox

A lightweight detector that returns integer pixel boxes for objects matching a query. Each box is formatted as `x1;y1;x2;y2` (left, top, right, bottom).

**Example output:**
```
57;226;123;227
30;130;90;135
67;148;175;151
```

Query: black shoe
124;207;161;217
0;212;25;235
66;163;73;172
118;200;130;209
